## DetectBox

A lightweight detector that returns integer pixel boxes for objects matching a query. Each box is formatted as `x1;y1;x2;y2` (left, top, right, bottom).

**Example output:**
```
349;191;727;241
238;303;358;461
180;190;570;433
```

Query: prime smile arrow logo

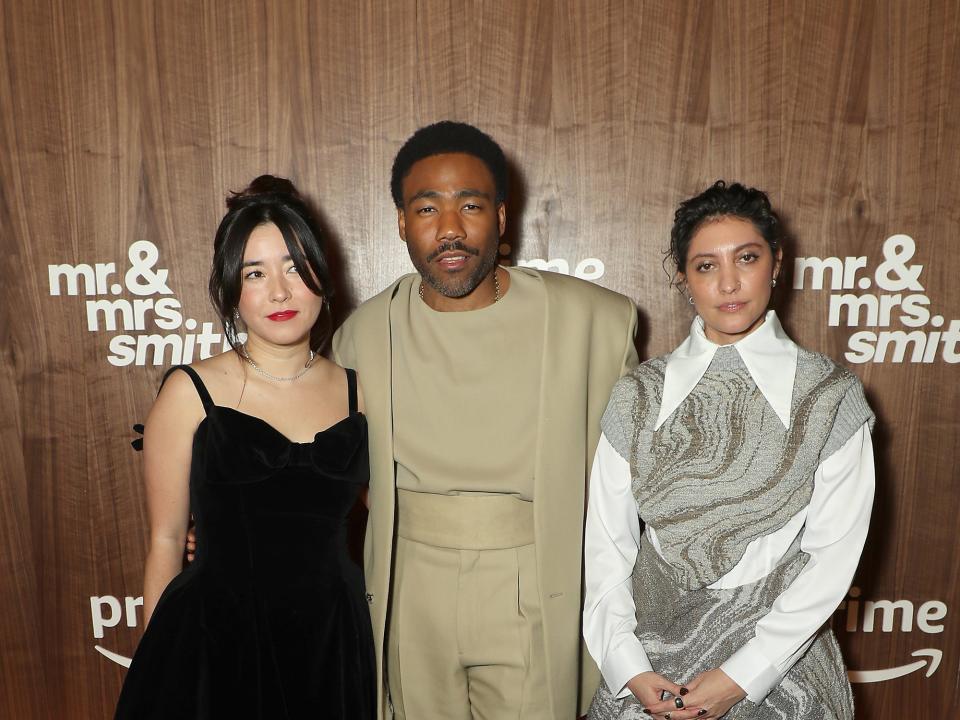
848;649;942;683
95;645;132;668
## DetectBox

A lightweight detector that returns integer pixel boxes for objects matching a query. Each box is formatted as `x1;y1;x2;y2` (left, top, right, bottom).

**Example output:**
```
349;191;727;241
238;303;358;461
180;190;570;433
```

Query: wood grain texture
0;0;957;716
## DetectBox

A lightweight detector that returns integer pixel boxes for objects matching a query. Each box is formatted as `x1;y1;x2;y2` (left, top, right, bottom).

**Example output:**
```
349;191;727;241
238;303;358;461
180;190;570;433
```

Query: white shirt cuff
720;640;783;704
603;634;654;699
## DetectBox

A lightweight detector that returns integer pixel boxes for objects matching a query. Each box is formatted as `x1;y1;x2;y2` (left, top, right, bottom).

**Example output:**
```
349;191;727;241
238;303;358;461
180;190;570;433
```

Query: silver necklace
241;346;316;382
419;267;501;303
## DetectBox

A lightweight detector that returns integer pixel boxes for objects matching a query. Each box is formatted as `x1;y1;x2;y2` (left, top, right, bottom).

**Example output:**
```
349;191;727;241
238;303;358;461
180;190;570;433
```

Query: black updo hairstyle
209;175;334;352
390;120;509;207
668;180;783;277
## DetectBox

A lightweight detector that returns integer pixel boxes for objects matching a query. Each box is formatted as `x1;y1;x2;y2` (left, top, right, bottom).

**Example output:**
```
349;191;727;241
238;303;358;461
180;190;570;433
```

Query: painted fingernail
698;710;707;716
680;687;689;696
675;697;684;709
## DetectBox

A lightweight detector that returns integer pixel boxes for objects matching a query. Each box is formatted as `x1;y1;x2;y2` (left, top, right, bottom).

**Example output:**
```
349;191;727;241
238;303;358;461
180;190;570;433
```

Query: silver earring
771;278;778;288
688;295;695;305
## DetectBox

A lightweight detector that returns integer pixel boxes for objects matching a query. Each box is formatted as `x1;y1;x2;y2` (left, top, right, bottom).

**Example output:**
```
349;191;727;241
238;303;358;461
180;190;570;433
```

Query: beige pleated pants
387;491;550;720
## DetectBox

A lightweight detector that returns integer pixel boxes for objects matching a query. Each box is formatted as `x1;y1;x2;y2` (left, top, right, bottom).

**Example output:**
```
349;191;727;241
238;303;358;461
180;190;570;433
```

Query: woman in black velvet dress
115;176;375;719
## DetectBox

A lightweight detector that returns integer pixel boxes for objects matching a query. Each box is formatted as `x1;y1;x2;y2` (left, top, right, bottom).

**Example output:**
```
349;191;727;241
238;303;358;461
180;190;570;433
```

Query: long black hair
208;175;334;352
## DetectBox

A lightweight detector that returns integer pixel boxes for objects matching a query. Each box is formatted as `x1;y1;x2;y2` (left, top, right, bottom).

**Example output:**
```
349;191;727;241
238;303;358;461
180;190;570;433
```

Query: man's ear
497;202;506;237
397;206;407;242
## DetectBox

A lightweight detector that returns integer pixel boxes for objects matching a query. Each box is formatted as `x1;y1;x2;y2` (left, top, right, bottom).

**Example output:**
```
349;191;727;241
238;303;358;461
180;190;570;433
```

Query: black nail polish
675;697;684;709
680;687;689;696
698;710;707;716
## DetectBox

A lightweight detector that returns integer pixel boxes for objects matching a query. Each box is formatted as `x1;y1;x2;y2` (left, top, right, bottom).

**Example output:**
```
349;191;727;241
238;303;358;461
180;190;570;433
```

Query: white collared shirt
583;312;874;704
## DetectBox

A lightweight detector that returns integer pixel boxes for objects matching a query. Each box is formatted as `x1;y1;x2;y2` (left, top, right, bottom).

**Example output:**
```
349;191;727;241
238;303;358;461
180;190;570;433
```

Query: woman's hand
644;668;746;719
681;668;746;718
185;523;196;562
625;671;685;715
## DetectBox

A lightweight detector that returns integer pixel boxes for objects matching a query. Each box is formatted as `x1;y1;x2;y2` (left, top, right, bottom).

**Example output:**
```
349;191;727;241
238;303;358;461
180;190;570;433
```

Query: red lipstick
268;310;298;321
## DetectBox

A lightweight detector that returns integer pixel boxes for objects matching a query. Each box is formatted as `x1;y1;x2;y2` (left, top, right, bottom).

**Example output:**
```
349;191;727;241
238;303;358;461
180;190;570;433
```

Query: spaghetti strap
160;365;214;413
345;368;358;415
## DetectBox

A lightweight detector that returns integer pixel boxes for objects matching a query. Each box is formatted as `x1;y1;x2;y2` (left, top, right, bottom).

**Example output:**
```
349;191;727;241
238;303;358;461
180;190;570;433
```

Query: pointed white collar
654;310;798;430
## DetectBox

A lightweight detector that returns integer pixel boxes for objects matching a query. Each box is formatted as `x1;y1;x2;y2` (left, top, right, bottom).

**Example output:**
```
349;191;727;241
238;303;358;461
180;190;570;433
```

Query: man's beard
413;241;498;299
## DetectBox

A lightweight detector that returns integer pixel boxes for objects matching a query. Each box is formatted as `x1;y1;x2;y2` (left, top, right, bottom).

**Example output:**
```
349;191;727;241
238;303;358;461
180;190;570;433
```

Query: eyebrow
408;188;491;203
689;242;765;261
241;254;293;268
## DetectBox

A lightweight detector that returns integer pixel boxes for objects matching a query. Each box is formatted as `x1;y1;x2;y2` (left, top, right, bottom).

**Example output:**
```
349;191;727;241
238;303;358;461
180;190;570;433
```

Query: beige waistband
397;489;535;550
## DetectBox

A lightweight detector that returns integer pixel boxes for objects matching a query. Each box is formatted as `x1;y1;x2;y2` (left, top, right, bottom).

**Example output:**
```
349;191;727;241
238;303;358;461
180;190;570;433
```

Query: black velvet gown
115;365;375;720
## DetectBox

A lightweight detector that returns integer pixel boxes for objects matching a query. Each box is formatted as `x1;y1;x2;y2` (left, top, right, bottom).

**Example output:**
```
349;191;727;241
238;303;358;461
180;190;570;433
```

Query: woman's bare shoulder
184;349;245;401
312;356;366;412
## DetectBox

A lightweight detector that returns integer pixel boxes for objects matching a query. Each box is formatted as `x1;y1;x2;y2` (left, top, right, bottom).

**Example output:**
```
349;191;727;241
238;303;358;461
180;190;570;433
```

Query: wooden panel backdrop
1;0;957;716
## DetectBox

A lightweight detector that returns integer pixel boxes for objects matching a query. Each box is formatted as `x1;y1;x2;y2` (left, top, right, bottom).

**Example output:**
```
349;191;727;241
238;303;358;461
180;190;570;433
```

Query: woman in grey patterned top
583;182;875;720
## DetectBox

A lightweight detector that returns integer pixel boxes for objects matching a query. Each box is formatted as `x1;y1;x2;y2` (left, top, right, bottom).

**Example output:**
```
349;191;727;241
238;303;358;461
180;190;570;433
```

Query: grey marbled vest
601;345;874;589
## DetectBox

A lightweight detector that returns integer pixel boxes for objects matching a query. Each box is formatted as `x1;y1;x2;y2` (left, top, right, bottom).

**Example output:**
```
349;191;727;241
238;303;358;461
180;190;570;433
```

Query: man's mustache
426;240;480;262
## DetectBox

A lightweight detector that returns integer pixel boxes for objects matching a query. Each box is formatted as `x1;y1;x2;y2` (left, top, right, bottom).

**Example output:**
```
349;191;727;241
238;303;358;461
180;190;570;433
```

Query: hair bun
226;174;301;210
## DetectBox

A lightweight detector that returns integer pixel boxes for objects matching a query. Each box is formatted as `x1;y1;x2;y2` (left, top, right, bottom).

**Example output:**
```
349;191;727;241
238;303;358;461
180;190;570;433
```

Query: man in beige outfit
333;121;639;719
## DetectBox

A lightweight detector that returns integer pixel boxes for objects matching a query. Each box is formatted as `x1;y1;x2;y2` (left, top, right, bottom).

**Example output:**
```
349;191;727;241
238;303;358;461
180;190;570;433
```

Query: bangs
274;212;329;299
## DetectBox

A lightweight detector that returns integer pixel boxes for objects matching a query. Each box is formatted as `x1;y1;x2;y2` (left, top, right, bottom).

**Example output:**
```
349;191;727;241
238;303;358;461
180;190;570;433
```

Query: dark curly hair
390;121;508;207
209;175;334;353
668;180;782;275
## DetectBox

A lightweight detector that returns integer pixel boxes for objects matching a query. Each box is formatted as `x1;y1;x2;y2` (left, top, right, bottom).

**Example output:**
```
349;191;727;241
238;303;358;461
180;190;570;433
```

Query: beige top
391;266;544;499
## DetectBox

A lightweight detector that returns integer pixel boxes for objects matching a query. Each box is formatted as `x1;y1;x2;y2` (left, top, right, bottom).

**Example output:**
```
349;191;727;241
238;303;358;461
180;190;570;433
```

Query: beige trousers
387;492;550;720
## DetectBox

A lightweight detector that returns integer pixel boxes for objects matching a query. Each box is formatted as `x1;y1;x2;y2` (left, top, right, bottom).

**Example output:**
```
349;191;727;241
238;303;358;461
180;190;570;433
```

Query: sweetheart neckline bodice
199;405;365;446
